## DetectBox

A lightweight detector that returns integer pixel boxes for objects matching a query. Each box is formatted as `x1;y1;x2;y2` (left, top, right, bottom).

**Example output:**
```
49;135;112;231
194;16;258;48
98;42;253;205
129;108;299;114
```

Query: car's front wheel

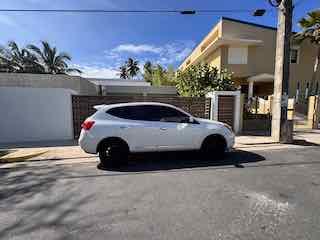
201;135;226;159
98;139;129;167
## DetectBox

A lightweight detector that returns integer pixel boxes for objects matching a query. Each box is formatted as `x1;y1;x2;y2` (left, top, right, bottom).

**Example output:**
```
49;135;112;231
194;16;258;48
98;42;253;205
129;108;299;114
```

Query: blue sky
0;0;318;78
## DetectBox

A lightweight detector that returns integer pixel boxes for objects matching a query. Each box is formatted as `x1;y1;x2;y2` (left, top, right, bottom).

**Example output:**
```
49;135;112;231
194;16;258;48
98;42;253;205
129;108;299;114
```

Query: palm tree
27;41;81;74
0;45;14;72
0;41;44;73
126;58;140;79
294;10;320;95
119;65;128;79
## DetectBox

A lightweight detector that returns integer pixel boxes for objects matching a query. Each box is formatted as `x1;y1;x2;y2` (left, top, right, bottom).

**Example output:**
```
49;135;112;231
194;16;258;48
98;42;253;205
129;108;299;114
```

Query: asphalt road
1;145;320;240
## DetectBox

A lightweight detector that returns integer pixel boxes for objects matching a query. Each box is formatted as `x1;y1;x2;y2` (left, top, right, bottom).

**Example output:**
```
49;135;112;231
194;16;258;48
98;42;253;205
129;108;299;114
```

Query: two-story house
178;17;319;103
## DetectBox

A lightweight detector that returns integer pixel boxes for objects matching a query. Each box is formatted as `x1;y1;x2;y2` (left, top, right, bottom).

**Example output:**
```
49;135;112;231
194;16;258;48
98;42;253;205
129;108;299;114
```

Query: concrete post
248;81;254;99
308;96;320;129
314;96;320;129
271;0;293;143
239;94;245;133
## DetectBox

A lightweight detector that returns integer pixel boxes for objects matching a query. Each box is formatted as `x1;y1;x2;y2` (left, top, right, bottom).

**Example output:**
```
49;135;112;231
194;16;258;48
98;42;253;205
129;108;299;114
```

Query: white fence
206;91;241;134
0;87;75;143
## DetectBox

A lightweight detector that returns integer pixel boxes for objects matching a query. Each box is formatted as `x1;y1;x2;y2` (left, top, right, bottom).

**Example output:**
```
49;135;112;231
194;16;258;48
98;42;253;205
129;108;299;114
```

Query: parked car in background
79;102;235;167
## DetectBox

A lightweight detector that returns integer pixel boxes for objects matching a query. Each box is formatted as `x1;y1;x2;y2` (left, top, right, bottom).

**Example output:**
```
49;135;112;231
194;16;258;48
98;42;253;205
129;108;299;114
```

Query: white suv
79;102;234;166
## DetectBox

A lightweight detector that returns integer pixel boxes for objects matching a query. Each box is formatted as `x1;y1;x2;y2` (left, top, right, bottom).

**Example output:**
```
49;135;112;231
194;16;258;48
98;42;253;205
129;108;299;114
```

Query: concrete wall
103;85;177;96
289;40;320;99
220;19;277;77
204;48;221;69
0;87;75;143
88;78;151;87
179;20;222;71
0;73;98;95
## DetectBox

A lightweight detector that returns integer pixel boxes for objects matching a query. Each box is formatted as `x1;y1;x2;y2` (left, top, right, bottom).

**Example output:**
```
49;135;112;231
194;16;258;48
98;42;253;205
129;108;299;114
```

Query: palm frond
27;44;45;60
65;68;82;74
58;52;72;61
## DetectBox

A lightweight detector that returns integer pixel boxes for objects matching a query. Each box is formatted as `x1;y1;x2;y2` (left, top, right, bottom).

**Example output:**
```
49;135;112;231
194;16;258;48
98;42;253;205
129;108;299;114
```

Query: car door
153;106;203;151
106;105;161;152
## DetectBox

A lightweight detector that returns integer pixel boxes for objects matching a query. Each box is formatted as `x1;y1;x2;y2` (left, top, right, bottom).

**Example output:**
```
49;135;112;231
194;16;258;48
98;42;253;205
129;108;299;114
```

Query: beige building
179;17;320;102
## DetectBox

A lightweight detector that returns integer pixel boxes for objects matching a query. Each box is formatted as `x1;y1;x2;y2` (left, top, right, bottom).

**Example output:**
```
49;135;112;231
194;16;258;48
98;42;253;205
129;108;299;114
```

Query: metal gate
242;96;272;135
72;95;210;139
218;95;234;128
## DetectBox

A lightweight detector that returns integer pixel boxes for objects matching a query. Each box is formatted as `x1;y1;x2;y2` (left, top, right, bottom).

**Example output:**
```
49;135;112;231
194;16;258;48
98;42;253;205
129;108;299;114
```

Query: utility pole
270;0;293;143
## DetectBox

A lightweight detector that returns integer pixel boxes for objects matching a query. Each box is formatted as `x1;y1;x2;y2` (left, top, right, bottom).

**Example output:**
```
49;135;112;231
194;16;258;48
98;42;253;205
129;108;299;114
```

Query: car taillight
81;120;95;130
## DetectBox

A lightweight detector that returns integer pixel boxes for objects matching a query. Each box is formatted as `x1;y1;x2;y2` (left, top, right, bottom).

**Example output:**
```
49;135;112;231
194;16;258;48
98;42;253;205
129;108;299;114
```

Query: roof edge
221;17;277;31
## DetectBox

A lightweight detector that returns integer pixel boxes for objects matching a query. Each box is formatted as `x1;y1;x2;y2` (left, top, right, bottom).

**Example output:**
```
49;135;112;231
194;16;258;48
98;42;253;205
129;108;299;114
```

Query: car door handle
120;126;129;129
160;127;167;131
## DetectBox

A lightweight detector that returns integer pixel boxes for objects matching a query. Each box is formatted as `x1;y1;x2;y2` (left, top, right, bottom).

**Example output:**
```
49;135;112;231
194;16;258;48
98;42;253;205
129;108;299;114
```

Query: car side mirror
188;117;199;124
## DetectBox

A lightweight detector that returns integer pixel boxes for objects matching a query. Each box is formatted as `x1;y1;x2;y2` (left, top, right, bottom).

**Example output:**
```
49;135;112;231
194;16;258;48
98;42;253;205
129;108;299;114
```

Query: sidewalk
0;129;319;168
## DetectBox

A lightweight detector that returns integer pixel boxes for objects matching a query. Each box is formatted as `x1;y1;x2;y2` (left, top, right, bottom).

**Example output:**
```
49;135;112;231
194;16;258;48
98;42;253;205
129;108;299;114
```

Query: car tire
201;135;226;159
98;140;129;167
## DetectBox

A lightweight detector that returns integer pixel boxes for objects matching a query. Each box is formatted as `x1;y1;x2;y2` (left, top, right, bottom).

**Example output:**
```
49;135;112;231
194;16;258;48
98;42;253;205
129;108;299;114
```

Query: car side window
157;106;190;123
107;106;146;120
107;105;190;123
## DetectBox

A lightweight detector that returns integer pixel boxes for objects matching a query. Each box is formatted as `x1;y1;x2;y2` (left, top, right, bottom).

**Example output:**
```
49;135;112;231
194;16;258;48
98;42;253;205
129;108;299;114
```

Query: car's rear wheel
98;139;129;167
201;135;226;159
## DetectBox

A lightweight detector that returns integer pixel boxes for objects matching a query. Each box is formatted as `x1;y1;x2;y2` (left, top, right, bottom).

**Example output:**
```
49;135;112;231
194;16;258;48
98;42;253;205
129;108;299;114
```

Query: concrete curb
0;150;49;163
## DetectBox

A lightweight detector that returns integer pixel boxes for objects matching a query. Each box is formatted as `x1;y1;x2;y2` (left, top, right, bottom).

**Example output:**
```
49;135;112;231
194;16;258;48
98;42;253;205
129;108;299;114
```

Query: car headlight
223;123;233;132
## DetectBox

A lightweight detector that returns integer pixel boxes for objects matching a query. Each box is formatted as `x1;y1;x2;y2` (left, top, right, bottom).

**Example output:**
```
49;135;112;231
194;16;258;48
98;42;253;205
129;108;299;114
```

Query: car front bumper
225;132;235;151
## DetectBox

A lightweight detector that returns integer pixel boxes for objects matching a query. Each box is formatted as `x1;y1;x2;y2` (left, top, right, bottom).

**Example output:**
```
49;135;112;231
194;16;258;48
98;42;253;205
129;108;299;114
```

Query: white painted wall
0;87;75;143
206;91;241;134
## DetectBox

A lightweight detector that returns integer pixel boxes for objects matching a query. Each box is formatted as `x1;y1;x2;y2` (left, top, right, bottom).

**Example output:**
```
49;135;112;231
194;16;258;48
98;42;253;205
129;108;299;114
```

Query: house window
228;47;248;64
290;48;299;64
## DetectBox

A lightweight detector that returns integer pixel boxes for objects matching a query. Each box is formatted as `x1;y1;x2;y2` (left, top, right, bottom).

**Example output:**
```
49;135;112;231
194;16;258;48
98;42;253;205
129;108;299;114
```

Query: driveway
1;142;320;239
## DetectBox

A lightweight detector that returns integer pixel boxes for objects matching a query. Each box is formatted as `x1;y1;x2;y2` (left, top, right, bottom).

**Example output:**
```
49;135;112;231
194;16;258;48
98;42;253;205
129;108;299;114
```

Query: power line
0;8;264;14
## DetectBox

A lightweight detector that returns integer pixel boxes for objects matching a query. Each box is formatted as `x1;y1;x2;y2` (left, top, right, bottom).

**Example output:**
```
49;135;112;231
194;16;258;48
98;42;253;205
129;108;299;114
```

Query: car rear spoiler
93;105;106;110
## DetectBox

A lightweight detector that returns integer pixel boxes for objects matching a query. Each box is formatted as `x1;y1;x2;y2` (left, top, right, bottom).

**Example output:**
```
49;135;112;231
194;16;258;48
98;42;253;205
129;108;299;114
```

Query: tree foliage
27;41;81;74
126;58;140;78
0;41;44;73
119;58;140;79
294;10;320;45
119;65;128;79
142;62;176;86
143;61;153;83
176;64;235;97
0;41;80;74
294;9;320;95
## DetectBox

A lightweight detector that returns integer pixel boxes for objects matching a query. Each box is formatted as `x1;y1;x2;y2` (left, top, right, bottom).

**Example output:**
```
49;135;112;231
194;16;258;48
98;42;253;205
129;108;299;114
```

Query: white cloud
73;64;119;79
156;41;194;65
175;47;194;62
112;44;162;54
107;41;195;67
72;40;195;79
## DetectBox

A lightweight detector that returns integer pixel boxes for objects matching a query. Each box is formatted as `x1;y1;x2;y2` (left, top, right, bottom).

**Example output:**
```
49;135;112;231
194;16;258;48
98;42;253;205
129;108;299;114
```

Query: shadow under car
98;149;266;172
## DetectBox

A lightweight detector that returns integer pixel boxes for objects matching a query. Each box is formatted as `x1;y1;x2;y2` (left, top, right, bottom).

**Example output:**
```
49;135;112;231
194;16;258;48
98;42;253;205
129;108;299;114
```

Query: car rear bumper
78;130;98;154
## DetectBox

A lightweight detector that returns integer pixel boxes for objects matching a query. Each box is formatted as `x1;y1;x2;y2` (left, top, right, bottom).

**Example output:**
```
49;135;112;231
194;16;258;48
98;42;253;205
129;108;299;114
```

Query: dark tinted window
290;49;298;63
107;106;146;120
156;106;189;122
107;105;189;123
